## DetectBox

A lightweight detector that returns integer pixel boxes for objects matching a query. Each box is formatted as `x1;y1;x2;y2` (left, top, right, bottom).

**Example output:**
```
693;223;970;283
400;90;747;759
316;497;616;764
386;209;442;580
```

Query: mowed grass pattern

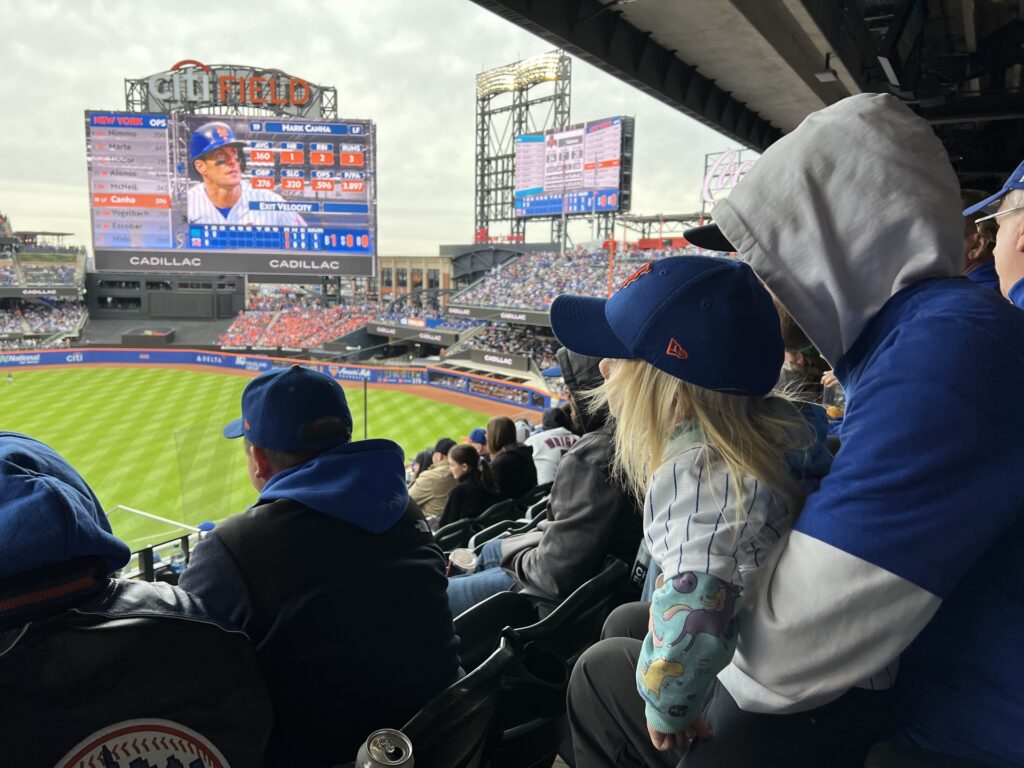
0;367;493;550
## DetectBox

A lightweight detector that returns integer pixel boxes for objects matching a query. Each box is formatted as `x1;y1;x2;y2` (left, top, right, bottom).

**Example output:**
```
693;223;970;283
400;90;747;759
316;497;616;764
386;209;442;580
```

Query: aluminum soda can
446;547;478;577
355;728;414;767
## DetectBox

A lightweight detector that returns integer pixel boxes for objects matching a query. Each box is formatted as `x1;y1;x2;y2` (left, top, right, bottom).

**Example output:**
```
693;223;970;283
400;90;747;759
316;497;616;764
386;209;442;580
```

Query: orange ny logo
619;261;654;291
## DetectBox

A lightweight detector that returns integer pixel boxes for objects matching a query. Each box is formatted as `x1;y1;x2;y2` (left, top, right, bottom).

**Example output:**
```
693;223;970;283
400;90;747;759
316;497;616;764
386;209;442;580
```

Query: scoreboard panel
85;111;377;276
513;115;633;218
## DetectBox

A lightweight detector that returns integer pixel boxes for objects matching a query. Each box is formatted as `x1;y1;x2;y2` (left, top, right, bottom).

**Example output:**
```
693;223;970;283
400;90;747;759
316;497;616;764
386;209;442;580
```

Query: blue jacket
712;93;1024;766
965;261;1001;292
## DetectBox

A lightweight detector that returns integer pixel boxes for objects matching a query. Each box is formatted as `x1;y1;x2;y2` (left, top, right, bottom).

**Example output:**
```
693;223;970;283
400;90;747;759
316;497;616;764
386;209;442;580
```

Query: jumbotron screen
85;111;377;276
513;115;633;218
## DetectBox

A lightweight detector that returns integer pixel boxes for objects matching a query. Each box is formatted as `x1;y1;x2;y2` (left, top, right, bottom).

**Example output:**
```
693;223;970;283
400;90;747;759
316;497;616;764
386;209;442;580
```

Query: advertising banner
445;305;551;328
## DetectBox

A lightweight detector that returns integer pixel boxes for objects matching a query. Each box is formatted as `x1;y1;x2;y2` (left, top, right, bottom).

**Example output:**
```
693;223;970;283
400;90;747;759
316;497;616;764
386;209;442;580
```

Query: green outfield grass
0;366;492;550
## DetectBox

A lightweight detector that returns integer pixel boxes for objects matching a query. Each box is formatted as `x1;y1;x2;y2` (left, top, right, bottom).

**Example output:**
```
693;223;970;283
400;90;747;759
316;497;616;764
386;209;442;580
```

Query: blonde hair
585;359;813;516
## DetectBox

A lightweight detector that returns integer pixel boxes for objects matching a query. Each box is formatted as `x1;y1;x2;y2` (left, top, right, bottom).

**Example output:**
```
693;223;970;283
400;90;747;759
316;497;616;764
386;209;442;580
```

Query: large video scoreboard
85;111;377;276
513;115;634;218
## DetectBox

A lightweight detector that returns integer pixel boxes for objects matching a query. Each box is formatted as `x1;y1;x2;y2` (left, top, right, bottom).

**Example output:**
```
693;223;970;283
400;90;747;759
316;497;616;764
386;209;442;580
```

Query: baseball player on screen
187;122;307;227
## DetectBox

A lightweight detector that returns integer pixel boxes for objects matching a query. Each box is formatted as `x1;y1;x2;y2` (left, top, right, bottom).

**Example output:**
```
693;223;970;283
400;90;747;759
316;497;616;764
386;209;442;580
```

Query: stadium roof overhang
470;0;1024;188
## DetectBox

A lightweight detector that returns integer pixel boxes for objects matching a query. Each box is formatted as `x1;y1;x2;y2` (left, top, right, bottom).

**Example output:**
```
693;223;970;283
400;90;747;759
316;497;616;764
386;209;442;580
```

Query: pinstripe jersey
187;181;308;227
645;423;792;591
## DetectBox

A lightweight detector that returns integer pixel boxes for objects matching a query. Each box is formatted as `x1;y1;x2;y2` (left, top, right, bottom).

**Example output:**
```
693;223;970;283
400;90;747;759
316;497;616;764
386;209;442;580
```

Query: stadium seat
434;517;474;551
468;519;522;551
516;482;553;511
453;590;538;672
340;638;516;768
470;498;520;531
399;634;567;768
512;556;630;662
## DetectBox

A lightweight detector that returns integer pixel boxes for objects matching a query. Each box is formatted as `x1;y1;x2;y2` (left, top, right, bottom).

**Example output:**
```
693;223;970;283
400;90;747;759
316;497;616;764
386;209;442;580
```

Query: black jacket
180;497;461;766
499;349;644;600
439;473;503;528
0;562;272;767
490;443;538;500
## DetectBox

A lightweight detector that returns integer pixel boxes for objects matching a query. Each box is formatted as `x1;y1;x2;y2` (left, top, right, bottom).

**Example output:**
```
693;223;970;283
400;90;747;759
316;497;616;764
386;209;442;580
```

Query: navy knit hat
550;256;783;396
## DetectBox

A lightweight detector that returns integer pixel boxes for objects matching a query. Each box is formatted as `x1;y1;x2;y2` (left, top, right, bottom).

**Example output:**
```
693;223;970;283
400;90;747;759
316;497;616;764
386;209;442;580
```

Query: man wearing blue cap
0;432;272;765
638;94;1024;768
179;365;460;766
963;162;1024;307
187;120;307;226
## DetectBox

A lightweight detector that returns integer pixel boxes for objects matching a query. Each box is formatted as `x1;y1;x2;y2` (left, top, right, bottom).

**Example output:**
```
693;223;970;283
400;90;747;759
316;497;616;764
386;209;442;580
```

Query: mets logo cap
223;365;353;452
961;158;1024;217
549;256;783;396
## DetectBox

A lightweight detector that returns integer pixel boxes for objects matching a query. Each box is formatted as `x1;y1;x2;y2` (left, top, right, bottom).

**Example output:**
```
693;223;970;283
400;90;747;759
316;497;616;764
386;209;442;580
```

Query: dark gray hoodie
499;348;643;599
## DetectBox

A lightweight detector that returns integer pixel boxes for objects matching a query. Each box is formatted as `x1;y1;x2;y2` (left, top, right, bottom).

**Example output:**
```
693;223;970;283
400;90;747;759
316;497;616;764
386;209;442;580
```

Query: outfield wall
0;347;555;411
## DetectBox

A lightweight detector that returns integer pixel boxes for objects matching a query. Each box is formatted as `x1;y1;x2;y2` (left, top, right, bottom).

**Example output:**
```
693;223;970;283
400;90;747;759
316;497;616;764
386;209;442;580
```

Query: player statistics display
513;115;634;218
85;111;377;276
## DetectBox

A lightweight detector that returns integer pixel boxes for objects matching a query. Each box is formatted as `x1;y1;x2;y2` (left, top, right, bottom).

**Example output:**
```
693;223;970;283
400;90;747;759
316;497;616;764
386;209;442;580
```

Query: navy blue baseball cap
550;256;783;396
962;158;1024;217
468;428;487;444
223;365;352;452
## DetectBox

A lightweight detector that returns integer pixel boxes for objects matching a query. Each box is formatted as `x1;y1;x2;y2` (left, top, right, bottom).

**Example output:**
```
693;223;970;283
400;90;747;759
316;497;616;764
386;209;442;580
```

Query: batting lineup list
87;113;173;250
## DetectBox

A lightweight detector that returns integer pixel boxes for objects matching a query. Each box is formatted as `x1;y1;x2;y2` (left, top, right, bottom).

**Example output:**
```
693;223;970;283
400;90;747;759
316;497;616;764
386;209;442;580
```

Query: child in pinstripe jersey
550;255;829;754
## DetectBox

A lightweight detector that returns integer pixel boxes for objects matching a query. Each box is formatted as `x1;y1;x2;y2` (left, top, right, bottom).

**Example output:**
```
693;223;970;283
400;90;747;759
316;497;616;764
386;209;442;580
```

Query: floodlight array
476;51;565;99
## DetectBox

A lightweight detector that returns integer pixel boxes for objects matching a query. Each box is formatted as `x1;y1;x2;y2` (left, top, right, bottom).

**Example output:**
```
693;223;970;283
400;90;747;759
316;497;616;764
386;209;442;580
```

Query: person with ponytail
438;443;502;529
551;256;830;766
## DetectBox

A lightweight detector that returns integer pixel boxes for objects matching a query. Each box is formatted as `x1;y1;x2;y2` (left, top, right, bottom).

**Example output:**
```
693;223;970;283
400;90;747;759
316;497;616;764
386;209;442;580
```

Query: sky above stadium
0;0;740;254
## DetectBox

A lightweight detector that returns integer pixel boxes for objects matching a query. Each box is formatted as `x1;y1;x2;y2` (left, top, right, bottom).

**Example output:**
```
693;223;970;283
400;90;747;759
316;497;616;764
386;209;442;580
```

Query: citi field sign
134;61;326;116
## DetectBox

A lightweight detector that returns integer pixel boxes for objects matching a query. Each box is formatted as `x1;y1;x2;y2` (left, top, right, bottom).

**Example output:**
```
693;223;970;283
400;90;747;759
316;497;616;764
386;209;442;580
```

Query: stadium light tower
474;51;571;245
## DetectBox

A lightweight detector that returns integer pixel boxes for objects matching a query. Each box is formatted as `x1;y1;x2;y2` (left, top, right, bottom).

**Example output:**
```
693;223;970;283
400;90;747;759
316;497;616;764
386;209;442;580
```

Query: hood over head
710;93;962;366
0;432;129;581
556;347;608;433
257;438;409;534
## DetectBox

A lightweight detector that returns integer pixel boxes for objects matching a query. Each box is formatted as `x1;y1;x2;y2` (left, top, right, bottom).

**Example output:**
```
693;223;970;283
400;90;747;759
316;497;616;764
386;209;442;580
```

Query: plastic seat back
511;557;630;665
434;517;473;551
401;638;516;768
453;590;538;672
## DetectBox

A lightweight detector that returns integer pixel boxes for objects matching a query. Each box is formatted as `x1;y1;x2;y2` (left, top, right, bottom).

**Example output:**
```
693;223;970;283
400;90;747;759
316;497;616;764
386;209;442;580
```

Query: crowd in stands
0;300;84;338
21;300;85;334
0;262;16;286
435;316;480;332
21;264;77;285
217;298;379;350
0;336;71;351
449;322;560;369
451;246;694;310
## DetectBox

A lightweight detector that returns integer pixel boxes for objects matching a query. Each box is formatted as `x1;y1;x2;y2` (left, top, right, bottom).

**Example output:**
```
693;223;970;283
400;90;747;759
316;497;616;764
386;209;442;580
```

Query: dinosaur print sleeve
636;571;742;733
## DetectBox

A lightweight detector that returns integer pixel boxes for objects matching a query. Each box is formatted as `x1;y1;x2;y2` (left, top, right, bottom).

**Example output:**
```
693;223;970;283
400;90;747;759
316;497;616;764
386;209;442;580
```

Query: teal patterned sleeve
636;571;743;733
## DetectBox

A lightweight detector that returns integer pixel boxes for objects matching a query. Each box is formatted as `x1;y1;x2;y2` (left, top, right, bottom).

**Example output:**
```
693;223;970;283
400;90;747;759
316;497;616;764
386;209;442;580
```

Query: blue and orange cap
550;256;783;396
223;365;352;452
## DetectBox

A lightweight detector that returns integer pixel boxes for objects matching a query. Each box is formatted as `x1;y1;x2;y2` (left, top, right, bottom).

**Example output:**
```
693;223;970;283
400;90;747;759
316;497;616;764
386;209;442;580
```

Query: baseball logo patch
57;719;229;768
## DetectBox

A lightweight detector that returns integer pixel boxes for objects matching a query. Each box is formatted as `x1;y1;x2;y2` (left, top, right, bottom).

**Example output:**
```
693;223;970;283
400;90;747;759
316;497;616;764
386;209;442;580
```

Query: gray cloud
0;0;739;253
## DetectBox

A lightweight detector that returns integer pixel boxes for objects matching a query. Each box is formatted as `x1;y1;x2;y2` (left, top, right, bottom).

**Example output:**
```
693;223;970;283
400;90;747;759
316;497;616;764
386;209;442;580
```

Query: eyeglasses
975;204;1024;224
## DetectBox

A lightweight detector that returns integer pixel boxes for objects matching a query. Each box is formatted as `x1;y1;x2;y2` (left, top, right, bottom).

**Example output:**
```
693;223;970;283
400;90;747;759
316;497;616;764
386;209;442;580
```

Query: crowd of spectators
451;247;693;310
0;262;16;286
450;322;560;369
217;301;378;350
21;264;77;285
0;337;71;351
0;300;84;336
21;300;86;333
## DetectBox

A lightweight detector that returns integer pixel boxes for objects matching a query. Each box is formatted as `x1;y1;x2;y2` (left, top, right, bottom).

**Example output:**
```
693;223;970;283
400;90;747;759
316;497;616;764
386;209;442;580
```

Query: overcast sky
0;0;739;254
